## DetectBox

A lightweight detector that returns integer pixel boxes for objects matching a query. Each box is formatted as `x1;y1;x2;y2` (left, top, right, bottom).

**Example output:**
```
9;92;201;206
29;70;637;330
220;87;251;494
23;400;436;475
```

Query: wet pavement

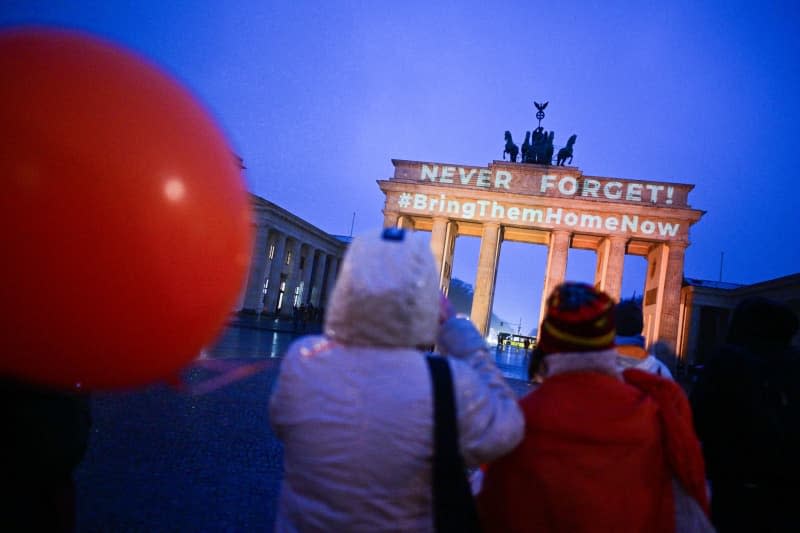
74;316;533;531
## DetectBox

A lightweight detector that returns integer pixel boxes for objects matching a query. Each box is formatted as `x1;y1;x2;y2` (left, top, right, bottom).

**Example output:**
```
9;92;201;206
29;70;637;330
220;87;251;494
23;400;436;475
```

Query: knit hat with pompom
538;282;616;355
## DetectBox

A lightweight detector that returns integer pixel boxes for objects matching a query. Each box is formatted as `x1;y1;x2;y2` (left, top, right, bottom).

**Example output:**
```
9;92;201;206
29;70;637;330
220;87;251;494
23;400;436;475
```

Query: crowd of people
271;227;800;532
5;227;798;532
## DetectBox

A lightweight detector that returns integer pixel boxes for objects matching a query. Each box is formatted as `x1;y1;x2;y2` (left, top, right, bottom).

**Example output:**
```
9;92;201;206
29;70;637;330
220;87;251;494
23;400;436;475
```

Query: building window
268;243;275;260
299;256;305;270
277;280;286;312
294;283;304;307
286;251;292;265
263;279;269;295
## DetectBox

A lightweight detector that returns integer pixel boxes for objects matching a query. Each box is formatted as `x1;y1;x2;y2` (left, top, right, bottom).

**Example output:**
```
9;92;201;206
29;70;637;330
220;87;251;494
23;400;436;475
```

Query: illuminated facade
379;159;705;349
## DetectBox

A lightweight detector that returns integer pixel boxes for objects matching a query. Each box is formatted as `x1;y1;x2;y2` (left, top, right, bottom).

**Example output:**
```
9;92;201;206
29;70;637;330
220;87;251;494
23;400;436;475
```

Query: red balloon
0;28;253;390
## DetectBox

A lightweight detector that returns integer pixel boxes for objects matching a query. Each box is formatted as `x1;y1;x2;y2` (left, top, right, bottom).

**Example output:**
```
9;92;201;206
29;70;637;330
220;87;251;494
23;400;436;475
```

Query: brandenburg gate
378;160;704;348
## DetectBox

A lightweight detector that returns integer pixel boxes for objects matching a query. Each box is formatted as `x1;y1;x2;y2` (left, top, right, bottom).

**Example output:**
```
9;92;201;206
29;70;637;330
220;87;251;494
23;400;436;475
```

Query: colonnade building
379;159;705;350
679;273;800;365
237;194;348;316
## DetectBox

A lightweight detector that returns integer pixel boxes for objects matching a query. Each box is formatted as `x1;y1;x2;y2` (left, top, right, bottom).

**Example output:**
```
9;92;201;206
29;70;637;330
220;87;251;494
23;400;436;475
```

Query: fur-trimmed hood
324;229;440;348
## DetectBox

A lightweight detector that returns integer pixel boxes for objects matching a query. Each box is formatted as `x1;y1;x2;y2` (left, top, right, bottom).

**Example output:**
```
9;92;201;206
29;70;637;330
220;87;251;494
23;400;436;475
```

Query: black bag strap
426;355;481;533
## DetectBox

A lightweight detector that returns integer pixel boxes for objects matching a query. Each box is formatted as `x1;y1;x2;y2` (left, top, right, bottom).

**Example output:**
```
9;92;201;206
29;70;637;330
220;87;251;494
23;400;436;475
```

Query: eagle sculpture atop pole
534;101;548;127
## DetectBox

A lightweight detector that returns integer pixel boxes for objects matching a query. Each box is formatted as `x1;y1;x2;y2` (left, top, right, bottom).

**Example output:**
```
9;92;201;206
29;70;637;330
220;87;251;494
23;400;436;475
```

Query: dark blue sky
3;1;799;333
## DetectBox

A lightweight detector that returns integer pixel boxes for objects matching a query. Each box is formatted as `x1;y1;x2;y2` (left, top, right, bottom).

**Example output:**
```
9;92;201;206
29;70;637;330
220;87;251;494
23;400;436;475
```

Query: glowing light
164;178;186;202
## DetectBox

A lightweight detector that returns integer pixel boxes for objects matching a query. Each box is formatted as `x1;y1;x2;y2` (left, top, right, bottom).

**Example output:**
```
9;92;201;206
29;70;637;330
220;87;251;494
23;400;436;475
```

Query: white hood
324;228;440;347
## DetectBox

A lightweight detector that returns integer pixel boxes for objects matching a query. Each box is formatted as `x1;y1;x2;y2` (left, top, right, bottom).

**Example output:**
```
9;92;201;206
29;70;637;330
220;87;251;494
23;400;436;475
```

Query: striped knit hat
538;282;616;355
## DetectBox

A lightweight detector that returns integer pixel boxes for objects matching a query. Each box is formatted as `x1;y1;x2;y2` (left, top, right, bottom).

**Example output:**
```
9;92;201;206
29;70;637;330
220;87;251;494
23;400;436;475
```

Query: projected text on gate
397;192;681;238
380;152;705;343
419;164;678;206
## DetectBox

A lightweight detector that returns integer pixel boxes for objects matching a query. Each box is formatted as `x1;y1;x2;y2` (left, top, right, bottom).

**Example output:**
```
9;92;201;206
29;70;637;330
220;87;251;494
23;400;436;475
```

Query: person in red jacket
478;282;709;533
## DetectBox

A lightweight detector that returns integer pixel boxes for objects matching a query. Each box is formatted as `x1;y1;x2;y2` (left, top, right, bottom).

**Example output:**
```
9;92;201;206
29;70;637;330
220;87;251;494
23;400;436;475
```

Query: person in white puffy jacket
269;228;524;532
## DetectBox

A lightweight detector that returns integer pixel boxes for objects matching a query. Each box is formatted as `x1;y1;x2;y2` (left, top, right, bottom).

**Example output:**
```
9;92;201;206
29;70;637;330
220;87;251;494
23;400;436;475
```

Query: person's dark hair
528;346;546;381
615;299;644;337
726;297;799;350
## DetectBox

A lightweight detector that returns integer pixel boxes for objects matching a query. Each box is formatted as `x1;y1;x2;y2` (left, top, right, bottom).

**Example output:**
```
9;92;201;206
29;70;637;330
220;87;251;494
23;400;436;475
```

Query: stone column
470;223;502;336
280;239;303;316
322;255;340;308
300;245;315;305
594;239;609;290
538;230;570;328
397;215;415;230
656;241;687;349
310;252;328;307
643;244;669;345
675;288;692;363
440;221;457;295
594;236;627;301
430;217;448;275
383;210;399;228
263;232;287;315
240;222;269;311
684;295;702;365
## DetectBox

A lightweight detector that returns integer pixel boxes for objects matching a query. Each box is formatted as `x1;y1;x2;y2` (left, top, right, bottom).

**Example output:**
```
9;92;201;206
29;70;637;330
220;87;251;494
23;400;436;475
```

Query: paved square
75;320;532;531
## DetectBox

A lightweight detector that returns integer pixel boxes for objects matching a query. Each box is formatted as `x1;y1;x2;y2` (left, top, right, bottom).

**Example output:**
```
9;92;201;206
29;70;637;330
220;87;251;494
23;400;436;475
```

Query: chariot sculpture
502;101;577;166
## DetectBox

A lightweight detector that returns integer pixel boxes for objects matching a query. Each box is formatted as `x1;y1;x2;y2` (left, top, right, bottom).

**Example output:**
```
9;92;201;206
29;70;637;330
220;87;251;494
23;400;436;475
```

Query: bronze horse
521;131;531;163
503;131;519;163
556;134;577;166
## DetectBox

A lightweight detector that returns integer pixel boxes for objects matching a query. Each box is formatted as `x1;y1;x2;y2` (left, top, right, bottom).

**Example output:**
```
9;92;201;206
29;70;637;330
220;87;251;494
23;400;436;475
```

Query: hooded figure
269;228;523;532
478;282;709;533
